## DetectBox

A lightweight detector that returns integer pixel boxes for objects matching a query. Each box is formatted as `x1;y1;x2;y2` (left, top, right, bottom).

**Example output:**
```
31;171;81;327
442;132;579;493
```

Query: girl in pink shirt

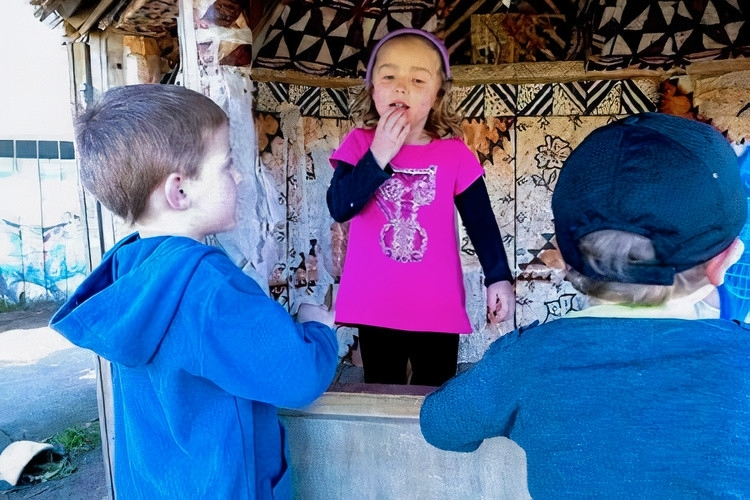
327;28;514;386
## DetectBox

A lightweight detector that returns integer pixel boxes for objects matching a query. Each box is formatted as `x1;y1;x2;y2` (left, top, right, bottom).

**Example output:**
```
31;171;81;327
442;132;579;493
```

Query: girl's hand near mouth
370;105;411;169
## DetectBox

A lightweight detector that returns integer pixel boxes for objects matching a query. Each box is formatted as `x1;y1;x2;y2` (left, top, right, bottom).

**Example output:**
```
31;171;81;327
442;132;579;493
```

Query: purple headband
364;28;451;87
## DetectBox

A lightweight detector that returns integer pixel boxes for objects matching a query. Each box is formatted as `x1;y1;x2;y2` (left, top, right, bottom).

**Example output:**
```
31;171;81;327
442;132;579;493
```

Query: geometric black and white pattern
253;78;659;118
587;0;750;70
518;84;554;116
254;0;437;78
620;79;659;114
254;0;748;76
455;85;486;119
255;1;374;77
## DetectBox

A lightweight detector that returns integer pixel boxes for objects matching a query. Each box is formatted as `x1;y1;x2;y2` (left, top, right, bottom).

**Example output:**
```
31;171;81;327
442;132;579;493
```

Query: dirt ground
0;302;111;500
0;302;61;332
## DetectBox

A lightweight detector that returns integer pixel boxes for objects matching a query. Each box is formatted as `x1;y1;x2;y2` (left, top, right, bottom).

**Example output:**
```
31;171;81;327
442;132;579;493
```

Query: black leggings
357;326;459;386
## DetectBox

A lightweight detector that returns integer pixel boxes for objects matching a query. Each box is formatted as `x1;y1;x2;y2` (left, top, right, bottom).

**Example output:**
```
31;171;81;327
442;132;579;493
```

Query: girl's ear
164;173;189;210
706;238;744;286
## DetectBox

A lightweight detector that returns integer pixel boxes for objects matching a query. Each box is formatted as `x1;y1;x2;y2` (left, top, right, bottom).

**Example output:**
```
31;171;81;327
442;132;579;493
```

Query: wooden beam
76;0;118;38
249;61;681;88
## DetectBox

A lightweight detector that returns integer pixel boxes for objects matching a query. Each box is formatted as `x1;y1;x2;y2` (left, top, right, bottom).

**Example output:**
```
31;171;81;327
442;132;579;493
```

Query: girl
327;28;514;386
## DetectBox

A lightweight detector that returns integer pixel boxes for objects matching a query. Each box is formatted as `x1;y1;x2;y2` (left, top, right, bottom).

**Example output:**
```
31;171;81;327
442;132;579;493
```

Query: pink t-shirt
330;128;484;333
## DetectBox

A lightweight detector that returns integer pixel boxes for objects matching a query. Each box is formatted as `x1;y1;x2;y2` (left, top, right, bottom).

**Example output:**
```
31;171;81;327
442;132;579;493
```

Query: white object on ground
0;440;53;486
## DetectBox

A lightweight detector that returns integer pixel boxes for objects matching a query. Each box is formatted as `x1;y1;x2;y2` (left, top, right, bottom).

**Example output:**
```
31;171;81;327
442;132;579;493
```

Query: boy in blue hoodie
420;113;750;498
50;84;339;499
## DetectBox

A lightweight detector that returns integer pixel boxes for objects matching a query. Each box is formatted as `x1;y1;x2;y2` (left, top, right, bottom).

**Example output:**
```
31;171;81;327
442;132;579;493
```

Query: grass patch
0;294;60;314
49;421;101;457
0;299;27;313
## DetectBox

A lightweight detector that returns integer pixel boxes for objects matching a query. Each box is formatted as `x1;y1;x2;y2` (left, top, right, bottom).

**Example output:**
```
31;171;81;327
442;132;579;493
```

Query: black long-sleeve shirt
327;150;513;285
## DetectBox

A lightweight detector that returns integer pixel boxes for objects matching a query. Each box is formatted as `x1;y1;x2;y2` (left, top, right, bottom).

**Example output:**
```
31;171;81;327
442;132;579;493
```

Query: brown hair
74;84;228;224
350;34;463;140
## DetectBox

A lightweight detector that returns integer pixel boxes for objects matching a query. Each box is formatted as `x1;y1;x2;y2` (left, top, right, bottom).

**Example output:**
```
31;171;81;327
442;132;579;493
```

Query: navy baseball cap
365;28;451;87
552;112;747;285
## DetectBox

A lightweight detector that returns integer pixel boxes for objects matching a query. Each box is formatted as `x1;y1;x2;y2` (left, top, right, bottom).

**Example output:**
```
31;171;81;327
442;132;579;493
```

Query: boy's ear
706;238;744;286
164;173;189;210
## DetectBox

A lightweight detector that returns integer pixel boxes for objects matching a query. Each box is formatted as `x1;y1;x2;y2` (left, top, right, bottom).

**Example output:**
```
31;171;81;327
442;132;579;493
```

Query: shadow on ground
0;302;110;500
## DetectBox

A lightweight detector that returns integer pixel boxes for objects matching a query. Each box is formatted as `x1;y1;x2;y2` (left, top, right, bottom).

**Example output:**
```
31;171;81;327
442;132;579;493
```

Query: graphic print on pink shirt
375;165;437;263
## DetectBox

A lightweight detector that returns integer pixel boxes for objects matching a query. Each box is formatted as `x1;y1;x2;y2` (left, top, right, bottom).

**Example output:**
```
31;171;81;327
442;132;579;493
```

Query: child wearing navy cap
420;112;750;498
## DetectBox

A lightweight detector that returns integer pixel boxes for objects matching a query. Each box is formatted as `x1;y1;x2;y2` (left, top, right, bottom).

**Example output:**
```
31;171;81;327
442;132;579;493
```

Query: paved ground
0;302;110;499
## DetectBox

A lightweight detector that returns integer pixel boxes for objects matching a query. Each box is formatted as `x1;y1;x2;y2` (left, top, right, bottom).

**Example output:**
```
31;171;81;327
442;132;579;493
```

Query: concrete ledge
281;384;432;420
280;389;530;499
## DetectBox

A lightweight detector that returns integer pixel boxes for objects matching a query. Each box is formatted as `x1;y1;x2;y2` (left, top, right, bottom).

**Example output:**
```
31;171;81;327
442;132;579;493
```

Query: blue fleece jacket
420;317;750;498
50;233;338;499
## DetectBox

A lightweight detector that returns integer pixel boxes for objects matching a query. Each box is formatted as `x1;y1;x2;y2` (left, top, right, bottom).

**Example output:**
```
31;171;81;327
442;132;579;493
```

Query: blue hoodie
51;233;338;499
420;316;750;498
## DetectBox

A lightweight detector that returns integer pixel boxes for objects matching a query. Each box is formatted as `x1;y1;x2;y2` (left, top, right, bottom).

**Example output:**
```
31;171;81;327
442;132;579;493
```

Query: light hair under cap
552;112;746;286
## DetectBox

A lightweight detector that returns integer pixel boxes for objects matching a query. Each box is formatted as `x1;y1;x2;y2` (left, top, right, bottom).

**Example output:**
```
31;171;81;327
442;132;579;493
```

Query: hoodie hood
50;233;222;367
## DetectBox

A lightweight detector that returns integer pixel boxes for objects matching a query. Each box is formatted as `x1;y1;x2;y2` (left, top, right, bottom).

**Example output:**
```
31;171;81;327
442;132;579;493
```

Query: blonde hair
351;34;463;140
564;230;710;306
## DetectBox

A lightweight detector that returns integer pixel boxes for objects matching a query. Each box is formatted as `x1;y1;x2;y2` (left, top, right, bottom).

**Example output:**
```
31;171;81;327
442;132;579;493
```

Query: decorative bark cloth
439;0;586;65
253;0;437;78
586;0;750;70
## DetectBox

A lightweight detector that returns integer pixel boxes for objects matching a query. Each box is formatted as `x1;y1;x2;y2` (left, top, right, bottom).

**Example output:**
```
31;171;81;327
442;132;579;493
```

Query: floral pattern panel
515;115;611;328
458;115;517;360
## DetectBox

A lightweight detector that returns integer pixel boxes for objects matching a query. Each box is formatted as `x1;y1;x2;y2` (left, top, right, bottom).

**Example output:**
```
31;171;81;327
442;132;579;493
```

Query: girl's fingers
381;107;406;130
398;122;411;141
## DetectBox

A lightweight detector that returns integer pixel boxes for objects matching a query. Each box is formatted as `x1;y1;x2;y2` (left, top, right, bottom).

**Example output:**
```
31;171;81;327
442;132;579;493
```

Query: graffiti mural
0;140;87;304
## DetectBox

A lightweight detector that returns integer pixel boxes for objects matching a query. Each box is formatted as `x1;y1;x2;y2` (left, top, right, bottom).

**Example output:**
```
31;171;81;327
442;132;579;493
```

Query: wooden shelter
24;1;750;497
